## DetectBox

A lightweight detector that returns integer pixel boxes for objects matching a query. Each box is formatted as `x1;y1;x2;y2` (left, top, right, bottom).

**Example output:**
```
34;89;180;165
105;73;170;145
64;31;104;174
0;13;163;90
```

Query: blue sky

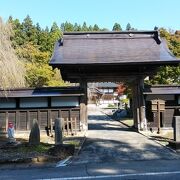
0;0;179;30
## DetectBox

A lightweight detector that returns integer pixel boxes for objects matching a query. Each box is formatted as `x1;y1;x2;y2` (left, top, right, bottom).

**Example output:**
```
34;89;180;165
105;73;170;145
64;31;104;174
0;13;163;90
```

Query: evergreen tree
93;24;100;31
73;23;79;31
88;25;93;31
50;22;59;32
8;17;25;47
82;22;88;31
73;23;82;31
22;15;37;44
61;21;74;32
49;22;62;52
112;23;122;31
154;26;158;30
36;23;41;31
45;26;49;32
126;23;131;31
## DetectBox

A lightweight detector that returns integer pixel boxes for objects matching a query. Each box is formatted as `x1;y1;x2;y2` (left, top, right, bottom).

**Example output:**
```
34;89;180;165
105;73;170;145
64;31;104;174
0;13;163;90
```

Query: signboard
150;99;165;134
151;99;165;112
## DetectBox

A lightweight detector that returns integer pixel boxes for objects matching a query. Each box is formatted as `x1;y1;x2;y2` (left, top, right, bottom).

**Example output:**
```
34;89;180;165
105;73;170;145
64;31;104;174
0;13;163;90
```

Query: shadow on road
88;115;131;131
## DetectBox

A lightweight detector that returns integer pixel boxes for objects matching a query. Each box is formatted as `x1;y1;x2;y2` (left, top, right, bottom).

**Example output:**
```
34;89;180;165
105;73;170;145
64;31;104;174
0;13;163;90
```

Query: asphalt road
1;160;180;179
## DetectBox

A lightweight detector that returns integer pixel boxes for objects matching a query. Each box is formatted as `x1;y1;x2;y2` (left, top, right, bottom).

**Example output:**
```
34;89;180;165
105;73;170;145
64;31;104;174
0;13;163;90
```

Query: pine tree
88;25;93;31
126;23;131;31
49;22;62;52
112;23;122;31
93;24;100;31
22;15;37;44
61;21;74;32
82;22;88;31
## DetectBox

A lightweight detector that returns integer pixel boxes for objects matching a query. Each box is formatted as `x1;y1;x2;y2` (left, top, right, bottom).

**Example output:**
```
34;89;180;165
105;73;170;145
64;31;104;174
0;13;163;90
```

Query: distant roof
144;85;180;95
89;82;118;88
0;87;84;98
50;31;178;66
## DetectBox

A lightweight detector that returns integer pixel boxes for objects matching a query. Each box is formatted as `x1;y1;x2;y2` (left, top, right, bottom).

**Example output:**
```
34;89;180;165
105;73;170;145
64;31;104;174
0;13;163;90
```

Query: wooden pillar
80;80;88;131
132;77;147;131
132;82;140;130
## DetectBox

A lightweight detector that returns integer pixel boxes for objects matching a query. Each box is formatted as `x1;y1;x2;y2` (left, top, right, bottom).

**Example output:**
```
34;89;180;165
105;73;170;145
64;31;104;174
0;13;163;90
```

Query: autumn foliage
116;83;127;96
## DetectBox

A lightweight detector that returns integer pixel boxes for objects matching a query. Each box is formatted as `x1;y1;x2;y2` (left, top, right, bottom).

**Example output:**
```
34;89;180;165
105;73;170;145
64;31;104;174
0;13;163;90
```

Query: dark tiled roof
50;31;178;66
144;85;180;94
0;87;84;98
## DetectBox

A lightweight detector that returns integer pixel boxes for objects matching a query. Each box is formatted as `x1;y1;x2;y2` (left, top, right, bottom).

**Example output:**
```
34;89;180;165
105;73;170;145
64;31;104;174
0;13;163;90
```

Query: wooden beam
80;80;88;131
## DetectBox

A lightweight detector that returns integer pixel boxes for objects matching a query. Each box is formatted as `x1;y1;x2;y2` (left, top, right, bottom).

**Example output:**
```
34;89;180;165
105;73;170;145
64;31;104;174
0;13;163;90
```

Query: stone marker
29;119;40;145
174;116;180;142
55;118;63;145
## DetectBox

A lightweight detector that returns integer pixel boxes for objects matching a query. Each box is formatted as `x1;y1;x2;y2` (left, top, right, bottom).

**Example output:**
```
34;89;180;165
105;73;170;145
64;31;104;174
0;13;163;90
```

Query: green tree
74;23;81;31
61;21;74;32
148;28;180;85
93;24;100;31
126;23;132;31
8;17;25;47
36;28;50;52
22;15;37;44
25;63;54;87
82;22;88;31
16;42;50;63
8;16;68;87
88;25;93;31
112;23;122;31
49;22;62;52
149;66;180;85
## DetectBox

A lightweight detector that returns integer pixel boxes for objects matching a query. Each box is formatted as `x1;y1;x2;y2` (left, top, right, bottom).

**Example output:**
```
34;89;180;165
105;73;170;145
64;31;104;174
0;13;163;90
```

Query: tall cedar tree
112;23;122;31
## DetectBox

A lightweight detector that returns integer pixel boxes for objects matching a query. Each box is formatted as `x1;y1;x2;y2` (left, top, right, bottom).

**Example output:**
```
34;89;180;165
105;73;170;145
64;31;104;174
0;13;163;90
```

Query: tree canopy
3;15;180;87
148;28;180;85
112;23;122;31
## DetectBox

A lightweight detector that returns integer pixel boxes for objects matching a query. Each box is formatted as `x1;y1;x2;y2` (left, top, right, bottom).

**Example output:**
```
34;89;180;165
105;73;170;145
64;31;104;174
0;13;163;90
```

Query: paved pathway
71;105;179;164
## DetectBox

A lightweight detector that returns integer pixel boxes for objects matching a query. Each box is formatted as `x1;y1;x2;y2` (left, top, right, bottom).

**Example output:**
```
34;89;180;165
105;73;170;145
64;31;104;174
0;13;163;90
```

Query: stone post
0;115;8;138
55;118;64;145
29;119;40;145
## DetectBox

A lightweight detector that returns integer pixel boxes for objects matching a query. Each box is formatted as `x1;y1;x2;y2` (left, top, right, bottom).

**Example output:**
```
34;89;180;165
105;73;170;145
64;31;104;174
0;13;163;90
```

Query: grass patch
16;143;53;153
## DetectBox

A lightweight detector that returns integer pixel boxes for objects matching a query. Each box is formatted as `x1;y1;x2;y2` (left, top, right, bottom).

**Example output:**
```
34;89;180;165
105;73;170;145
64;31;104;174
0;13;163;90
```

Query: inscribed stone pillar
0;117;8;138
55;118;63;145
29;119;40;145
174;116;180;142
80;80;88;131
